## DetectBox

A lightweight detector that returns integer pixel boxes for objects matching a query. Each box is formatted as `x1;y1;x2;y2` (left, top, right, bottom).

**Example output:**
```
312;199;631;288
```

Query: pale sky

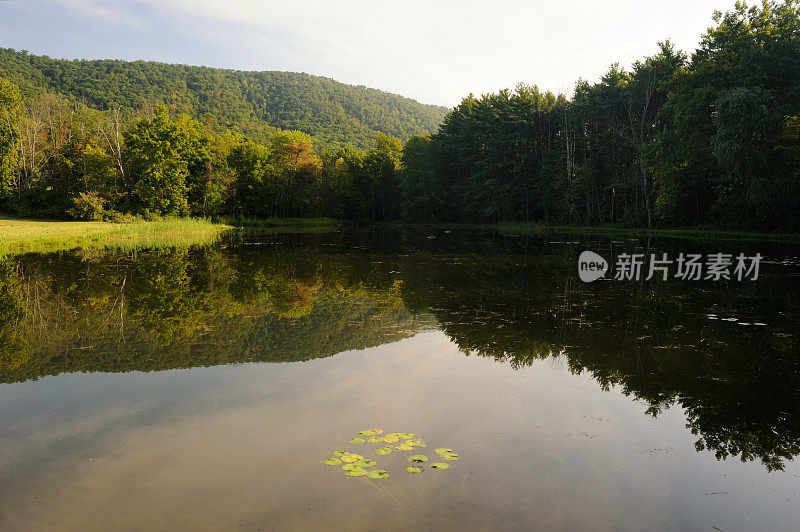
0;0;738;107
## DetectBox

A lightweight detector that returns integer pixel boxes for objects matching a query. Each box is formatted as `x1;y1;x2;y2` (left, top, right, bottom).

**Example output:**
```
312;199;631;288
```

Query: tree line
401;1;800;230
1;0;799;229
0;87;404;220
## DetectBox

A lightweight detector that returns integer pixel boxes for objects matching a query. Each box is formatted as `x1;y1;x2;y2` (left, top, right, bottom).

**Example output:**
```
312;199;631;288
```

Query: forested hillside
0;48;448;148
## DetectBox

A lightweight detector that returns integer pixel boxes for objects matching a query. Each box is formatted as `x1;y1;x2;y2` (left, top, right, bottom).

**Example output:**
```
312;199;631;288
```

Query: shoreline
3;214;799;256
376;221;800;242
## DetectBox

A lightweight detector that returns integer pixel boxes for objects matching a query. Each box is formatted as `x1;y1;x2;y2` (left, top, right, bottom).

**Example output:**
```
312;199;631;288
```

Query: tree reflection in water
1;230;798;471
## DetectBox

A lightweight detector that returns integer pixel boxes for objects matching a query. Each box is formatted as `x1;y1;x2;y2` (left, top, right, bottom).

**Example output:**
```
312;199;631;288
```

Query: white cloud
42;0;736;106
51;0;145;28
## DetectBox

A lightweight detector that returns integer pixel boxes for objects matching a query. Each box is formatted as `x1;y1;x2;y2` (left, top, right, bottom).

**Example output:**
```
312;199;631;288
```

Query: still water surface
1;230;799;530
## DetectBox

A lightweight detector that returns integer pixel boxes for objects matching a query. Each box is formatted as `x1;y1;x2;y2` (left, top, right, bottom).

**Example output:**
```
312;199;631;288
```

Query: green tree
0;78;22;201
266;130;321;217
400;134;440;221
124;106;210;216
227;137;271;217
655;0;800;229
362;133;401;221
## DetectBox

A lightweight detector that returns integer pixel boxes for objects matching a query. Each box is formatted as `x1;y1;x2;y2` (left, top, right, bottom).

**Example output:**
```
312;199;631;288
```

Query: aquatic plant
322;428;459;479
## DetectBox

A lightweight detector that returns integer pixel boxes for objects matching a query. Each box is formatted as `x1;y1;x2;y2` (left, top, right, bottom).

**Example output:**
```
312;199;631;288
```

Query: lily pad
324;430;462;478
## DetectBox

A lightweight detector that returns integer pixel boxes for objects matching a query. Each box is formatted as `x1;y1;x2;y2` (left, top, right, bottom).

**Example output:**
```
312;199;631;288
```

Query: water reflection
1;229;799;474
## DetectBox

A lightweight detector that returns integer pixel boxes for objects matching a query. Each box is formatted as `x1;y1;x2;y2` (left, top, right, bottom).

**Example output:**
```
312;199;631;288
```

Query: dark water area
1;229;799;530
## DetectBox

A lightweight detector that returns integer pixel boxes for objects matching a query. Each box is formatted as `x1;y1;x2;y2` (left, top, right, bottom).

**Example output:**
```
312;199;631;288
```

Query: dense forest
403;0;800;230
0;0;798;230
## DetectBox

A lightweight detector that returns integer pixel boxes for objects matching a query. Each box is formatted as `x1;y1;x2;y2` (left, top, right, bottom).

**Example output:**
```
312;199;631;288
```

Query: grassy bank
0;215;231;255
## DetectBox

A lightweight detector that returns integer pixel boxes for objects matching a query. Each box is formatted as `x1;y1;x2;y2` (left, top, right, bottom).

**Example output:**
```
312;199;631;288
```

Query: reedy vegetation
0;215;228;255
0;1;798;230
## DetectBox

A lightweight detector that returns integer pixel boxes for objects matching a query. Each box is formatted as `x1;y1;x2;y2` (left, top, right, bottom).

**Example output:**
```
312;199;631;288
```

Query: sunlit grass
0;215;231;255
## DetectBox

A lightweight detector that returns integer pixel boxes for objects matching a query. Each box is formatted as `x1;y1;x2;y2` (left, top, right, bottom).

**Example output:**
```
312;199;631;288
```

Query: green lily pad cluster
434;448;460;461
322;450;391;479
322;428;459;479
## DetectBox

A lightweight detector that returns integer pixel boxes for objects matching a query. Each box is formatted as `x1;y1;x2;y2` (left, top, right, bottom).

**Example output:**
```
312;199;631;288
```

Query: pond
1;229;799;530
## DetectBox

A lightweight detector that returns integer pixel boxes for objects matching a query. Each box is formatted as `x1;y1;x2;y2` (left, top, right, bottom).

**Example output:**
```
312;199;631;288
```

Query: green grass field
0;215;231;255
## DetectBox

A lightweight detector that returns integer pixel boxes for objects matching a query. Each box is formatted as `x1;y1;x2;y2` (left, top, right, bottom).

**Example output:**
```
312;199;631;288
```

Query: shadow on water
1;228;799;472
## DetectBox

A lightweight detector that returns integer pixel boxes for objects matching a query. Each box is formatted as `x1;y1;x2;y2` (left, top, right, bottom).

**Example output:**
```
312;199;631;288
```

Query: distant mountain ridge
0;47;449;148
